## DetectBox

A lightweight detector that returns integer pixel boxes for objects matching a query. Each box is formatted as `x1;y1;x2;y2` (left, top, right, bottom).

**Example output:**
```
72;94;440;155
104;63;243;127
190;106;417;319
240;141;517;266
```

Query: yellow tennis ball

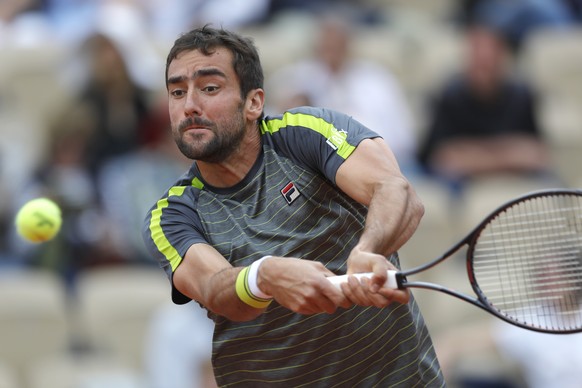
15;198;62;243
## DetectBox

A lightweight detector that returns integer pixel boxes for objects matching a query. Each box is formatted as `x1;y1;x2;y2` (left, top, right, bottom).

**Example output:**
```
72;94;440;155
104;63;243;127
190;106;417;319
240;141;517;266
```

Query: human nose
183;90;202;117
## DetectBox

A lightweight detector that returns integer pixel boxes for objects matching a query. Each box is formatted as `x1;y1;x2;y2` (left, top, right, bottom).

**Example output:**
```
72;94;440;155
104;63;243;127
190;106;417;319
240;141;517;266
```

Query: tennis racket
329;189;582;334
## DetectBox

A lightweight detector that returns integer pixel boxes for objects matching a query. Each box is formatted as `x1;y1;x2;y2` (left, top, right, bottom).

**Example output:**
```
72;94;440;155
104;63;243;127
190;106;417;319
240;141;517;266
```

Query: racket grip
328;270;399;289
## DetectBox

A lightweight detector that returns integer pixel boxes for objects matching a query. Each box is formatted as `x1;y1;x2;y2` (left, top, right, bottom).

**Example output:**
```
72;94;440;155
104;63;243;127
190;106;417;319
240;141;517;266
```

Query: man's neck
196;126;262;188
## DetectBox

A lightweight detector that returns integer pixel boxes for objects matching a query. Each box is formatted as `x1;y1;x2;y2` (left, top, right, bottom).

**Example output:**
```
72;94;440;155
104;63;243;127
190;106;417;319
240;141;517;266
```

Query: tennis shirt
143;106;444;387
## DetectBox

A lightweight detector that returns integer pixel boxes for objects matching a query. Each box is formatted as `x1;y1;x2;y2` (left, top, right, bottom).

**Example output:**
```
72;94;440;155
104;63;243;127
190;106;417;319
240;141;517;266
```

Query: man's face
166;47;247;162
466;28;507;96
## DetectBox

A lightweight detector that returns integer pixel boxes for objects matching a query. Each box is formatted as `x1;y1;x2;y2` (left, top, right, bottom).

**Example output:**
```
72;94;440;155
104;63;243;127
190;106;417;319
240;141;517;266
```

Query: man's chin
177;144;227;163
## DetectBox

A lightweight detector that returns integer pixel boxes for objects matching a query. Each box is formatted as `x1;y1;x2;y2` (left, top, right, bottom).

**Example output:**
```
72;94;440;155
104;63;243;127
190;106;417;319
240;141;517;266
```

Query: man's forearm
174;258;266;322
204;267;268;321
356;175;424;257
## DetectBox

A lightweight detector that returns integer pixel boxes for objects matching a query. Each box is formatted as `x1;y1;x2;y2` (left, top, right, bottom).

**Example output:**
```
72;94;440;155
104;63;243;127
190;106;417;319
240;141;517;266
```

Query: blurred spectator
76;32;153;179
418;25;553;192
267;14;419;175
3;27;170;283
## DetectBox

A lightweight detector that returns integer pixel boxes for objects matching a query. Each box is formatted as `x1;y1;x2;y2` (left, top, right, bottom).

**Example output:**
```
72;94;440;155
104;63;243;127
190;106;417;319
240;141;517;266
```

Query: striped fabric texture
143;107;444;386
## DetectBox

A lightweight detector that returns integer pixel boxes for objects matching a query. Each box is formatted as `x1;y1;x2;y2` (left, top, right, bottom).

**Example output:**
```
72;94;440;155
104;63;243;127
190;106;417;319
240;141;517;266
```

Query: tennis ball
15;198;62;243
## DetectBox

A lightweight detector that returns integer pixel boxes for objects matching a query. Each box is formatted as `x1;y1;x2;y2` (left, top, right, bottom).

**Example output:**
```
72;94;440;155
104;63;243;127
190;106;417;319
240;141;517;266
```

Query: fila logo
281;182;301;205
325;127;348;150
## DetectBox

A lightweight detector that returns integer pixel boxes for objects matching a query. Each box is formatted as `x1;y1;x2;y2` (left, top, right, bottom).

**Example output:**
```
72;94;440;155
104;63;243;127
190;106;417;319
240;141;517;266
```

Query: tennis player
143;25;444;386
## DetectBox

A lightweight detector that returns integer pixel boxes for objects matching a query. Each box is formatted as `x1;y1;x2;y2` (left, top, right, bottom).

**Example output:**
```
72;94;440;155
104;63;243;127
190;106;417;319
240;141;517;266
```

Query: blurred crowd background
1;0;582;387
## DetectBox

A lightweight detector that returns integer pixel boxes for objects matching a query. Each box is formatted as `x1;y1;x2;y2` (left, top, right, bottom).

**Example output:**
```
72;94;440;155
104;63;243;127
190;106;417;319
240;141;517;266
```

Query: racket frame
396;188;582;334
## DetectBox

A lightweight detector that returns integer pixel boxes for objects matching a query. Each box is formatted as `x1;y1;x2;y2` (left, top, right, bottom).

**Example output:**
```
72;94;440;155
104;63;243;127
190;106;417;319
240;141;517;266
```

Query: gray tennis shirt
143;106;444;387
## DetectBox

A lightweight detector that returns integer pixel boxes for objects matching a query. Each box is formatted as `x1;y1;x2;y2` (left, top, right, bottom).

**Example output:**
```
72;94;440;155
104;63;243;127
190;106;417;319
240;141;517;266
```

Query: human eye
169;88;186;98
202;85;219;93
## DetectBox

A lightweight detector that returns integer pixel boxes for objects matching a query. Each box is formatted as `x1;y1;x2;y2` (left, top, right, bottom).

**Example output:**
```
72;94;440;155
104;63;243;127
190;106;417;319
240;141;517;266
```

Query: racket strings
472;194;582;332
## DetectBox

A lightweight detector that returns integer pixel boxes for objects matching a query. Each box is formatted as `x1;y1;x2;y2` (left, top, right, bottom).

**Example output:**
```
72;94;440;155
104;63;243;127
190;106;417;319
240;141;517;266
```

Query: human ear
245;88;265;121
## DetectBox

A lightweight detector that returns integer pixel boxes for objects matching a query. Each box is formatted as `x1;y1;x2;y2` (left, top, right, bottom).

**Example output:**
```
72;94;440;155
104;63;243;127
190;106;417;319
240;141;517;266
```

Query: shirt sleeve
261;106;381;185
142;184;206;304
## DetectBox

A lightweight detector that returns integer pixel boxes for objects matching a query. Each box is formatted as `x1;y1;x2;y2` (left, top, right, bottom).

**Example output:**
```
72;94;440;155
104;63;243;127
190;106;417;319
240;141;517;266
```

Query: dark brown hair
166;25;264;99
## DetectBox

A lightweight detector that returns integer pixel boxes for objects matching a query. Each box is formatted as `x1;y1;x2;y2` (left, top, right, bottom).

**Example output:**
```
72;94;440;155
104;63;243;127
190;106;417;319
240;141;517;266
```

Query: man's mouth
179;118;213;134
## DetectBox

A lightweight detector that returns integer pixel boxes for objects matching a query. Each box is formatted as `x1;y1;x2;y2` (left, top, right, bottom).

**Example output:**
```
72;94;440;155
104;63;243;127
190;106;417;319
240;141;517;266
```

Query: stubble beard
174;105;247;163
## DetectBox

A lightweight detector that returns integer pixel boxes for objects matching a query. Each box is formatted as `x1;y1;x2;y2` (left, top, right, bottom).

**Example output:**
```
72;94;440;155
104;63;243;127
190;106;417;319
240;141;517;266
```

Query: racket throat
395;273;408;288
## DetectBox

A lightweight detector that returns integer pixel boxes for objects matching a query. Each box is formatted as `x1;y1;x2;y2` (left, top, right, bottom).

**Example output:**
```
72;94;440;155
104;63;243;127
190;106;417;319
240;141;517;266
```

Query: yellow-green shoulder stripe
191;176;204;189
148;185;190;272
261;111;356;159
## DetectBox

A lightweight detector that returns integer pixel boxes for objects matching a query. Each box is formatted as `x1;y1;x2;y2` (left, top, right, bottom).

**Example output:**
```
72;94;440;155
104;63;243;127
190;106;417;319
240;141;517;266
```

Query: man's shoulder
155;166;204;203
262;106;351;132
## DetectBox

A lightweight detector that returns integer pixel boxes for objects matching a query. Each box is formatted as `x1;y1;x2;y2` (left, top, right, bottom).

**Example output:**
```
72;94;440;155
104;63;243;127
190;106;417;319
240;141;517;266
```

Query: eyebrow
167;68;227;85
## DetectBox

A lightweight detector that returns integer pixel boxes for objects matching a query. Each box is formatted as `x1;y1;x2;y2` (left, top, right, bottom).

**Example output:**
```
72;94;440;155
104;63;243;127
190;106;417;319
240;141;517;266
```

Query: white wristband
248;256;272;299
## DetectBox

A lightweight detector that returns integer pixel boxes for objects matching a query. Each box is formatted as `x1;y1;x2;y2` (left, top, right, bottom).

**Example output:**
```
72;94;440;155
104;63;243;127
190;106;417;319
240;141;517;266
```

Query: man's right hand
258;257;352;315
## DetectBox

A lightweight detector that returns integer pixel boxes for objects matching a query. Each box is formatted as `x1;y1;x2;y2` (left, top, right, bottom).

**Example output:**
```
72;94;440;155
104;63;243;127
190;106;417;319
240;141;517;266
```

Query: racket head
466;189;582;334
